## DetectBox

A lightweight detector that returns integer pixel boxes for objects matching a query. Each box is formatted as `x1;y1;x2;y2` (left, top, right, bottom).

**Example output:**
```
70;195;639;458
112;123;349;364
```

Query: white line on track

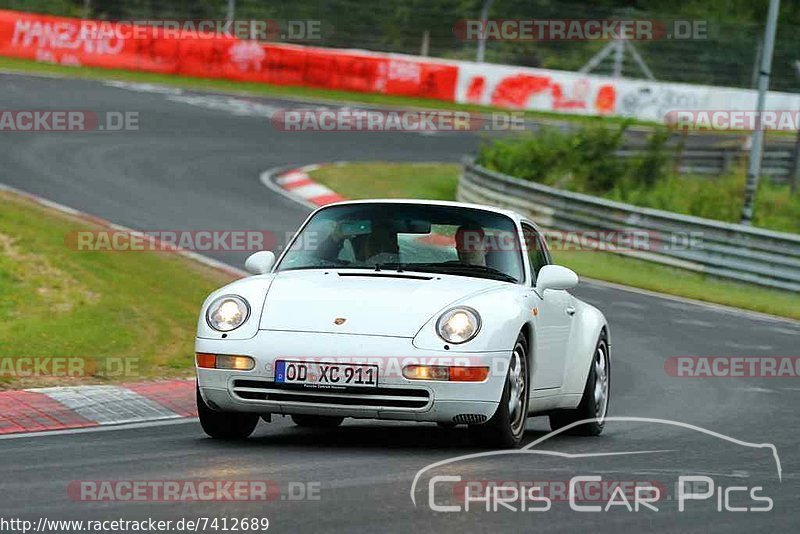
742;387;776;394
768;326;800;335
612;301;649;310
608;311;645;322
671;318;718;328
723;341;775;351
0;418;199;441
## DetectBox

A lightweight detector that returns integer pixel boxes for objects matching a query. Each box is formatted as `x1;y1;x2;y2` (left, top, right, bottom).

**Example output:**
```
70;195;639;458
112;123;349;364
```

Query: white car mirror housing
245;251;276;275
535;265;579;295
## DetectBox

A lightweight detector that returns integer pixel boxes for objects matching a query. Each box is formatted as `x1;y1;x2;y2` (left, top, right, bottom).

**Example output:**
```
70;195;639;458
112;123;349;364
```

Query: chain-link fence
3;0;799;92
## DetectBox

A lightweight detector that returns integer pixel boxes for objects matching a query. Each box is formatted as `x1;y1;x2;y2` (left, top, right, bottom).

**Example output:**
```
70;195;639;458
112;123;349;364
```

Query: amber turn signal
196;353;255;371
402;365;490;382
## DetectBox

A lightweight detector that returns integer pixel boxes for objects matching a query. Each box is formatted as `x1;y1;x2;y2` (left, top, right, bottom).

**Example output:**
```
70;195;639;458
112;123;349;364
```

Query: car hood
259;269;503;337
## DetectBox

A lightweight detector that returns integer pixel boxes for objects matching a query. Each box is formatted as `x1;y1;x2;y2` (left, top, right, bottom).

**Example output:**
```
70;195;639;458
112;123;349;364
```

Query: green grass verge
309;162;800;320
0;190;233;389
606;171;800;234
309;162;460;201
0;55;649;127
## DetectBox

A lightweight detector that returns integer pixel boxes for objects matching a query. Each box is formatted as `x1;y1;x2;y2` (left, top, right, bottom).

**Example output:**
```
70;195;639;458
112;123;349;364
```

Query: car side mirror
245;251;276;274
535;265;578;296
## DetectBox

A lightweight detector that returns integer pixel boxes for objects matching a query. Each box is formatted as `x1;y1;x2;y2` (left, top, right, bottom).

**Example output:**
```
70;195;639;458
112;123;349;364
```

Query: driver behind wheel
454;225;487;267
362;222;399;265
314;219;399;266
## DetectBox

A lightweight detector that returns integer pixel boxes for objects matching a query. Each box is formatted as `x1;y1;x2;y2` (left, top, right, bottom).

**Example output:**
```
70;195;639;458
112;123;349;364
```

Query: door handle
565;306;576;316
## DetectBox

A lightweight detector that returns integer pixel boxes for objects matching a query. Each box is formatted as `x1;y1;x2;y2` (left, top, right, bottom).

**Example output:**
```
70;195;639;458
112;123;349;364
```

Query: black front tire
476;333;529;448
549;335;610;436
197;387;259;440
291;414;345;428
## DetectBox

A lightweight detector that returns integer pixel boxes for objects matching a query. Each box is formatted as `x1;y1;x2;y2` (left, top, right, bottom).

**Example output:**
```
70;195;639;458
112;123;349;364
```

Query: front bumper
196;330;510;423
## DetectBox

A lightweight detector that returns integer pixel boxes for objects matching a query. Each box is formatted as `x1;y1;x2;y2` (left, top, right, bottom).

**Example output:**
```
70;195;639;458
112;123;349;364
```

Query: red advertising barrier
3;10;800;122
0;9;457;101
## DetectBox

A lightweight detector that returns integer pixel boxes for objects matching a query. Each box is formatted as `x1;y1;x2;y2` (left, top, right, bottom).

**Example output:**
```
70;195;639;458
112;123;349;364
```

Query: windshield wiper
433;264;519;283
375;262;518;283
374;262;404;273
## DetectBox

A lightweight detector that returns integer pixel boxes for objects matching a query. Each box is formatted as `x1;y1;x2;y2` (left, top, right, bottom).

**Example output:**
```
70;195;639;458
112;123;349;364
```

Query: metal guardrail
457;159;800;292
616;147;795;182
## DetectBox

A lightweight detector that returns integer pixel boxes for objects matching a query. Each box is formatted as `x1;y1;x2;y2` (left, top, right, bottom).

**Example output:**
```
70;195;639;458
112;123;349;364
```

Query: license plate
275;361;378;389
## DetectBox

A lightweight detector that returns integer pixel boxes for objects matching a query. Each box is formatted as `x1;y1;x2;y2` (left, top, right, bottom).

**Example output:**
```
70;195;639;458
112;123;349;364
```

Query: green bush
609;173;744;222
568;122;627;193
627;127;672;188
478;129;573;185
478;121;666;194
478;122;635;193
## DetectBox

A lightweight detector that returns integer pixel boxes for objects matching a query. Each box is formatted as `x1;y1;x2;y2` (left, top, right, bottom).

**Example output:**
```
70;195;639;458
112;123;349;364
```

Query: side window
522;224;549;284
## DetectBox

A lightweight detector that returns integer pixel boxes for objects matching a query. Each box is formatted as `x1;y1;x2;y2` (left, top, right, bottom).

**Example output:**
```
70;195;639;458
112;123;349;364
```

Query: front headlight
206;295;250;332
436;307;481;344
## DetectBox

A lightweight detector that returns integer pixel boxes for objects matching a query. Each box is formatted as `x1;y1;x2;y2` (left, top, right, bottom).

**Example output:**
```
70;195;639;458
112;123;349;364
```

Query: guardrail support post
791;127;800;194
741;0;781;224
420;30;430;57
476;0;495;62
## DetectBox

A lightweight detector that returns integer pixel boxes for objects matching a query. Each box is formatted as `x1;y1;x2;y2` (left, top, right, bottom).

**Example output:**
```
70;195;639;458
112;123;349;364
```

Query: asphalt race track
1;72;799;533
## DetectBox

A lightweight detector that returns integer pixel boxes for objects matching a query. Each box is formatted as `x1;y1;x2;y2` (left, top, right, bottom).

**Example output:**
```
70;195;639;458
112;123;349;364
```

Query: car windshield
276;203;525;283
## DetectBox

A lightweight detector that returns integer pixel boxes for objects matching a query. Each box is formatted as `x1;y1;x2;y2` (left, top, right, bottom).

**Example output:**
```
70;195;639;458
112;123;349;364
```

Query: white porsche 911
195;200;610;448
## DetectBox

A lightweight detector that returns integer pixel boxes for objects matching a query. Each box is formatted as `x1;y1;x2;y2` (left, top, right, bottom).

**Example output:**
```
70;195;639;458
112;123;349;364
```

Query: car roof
317;198;526;224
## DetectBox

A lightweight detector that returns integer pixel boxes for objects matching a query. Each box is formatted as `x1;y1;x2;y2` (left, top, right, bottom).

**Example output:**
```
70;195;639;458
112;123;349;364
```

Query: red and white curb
0;380;196;435
260;164;347;209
